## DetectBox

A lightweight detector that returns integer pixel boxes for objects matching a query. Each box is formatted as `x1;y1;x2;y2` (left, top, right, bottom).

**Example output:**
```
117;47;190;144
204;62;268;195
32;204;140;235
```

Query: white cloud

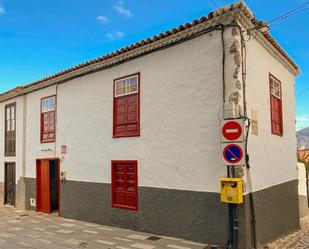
107;31;125;40
0;6;5;15
297;115;309;130
97;15;109;24
114;0;132;17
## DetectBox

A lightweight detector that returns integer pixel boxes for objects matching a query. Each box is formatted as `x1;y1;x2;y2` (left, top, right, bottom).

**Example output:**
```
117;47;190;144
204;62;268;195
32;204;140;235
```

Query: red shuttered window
113;73;140;138
41;96;56;143
112;161;138;210
5;103;16;156
269;74;283;136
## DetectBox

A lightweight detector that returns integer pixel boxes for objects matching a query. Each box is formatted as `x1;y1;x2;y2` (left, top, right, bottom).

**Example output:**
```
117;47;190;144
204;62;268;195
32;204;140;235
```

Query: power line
268;1;309;25
209;0;220;9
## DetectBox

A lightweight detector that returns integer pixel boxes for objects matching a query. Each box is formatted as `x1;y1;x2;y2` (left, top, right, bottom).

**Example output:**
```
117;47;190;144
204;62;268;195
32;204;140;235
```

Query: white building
0;2;300;248
298;163;309;218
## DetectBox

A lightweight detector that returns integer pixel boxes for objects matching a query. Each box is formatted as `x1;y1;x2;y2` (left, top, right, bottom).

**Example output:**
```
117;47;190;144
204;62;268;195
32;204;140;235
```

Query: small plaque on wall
251;109;259;136
61;145;67;154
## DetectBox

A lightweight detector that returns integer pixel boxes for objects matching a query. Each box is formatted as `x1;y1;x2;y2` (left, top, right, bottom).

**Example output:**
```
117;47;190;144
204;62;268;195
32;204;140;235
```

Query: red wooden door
37;160;51;213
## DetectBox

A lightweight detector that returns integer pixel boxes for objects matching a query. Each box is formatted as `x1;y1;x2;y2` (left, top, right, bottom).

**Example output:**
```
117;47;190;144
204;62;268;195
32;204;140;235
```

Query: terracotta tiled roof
0;1;299;102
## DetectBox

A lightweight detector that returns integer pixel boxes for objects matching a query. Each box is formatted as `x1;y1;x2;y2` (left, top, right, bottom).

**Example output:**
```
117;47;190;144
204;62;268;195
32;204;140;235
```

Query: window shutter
112;161;138;210
269;74;283;136
5;104;16;156
41;96;56;143
114;79;140;138
126;94;139;134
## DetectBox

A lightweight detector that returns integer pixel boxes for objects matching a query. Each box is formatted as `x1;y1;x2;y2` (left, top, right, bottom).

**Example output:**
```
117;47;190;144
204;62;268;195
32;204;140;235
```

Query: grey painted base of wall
60;181;230;246
299;195;309;218
20;178;300;248
16;178;26;210
238;179;300;249
23;177;36;211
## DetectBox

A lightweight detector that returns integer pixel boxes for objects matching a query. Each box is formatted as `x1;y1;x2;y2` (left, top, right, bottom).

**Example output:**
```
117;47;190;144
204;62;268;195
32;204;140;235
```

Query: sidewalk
0;206;212;249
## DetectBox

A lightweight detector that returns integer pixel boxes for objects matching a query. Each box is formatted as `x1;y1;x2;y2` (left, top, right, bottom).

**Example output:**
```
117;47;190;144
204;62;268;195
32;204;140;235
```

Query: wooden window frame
40;95;57;143
5;103;16;157
113;73;140;138
269;73;283;136
111;160;138;211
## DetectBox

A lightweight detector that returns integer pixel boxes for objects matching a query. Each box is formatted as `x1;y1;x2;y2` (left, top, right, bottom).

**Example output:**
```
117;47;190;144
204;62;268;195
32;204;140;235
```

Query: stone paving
4;205;309;249
261;216;309;249
0;206;212;249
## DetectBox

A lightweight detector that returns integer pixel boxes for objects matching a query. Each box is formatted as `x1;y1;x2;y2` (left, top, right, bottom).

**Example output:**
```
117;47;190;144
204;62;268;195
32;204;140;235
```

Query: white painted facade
23;31;226;193
245;35;297;192
297;162;309;218
298;163;307;197
0;3;299;200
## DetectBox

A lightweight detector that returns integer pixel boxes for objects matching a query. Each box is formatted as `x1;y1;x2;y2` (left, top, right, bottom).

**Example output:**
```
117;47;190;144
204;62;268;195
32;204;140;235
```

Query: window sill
112;204;138;211
4;154;16;157
40;140;56;144
113;133;140;138
271;132;283;137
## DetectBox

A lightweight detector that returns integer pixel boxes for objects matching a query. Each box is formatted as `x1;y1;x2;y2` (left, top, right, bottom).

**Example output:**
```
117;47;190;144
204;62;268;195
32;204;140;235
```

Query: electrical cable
220;25;234;249
240;116;257;248
268;1;309;25
209;0;220;9
233;22;257;248
218;22;256;249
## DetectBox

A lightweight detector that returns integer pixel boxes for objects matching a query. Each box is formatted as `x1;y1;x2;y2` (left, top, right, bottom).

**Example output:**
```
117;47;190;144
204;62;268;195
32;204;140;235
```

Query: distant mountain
297;127;309;150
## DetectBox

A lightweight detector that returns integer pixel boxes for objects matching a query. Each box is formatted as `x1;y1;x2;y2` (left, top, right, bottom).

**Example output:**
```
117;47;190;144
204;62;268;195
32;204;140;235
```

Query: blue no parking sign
222;143;244;165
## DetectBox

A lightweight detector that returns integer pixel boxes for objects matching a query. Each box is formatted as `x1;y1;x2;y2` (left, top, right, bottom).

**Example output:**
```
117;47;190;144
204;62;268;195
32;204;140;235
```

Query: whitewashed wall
25;85;57;177
13;28;298;194
23;30;227;193
245;37;297;192
298;163;307;197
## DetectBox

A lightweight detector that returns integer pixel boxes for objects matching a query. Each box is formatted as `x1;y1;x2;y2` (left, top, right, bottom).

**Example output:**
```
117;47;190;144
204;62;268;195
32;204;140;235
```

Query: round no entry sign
222;121;243;141
223;144;243;164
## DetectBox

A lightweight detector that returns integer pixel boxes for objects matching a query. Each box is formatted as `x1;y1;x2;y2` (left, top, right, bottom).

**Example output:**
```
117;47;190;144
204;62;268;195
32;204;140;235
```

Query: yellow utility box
220;178;243;204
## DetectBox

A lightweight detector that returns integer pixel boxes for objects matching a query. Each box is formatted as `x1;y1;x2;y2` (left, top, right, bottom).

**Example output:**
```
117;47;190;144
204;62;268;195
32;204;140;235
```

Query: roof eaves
0;1;300;102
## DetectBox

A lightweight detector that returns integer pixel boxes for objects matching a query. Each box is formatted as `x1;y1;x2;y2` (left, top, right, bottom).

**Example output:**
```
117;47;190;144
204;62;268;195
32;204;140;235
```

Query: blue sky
0;0;308;130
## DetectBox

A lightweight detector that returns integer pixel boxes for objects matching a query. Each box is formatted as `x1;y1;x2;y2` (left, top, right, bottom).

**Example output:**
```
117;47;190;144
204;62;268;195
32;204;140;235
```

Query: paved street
3;205;309;249
0;206;212;249
263;216;309;249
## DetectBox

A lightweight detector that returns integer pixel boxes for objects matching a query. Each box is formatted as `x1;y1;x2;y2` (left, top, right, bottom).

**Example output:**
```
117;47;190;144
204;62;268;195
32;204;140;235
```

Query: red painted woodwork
5;103;16;156
40;95;56;143
112;160;138;210
269;74;283;136
113;73;140;138
36;160;51;214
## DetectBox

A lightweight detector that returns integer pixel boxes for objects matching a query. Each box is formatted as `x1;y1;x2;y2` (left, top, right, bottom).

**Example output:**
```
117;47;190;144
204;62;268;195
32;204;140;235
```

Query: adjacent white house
0;2;300;248
298;162;309;218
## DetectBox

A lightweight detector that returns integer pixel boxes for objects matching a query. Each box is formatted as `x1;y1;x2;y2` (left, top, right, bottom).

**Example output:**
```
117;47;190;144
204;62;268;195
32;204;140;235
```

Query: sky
0;0;308;130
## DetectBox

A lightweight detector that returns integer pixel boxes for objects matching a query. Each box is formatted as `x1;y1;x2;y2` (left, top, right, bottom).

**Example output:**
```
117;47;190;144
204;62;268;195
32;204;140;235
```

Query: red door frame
36;158;60;215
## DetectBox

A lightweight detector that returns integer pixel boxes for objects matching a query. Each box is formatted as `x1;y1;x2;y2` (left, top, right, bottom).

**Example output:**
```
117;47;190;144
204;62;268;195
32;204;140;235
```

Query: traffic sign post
221;119;245;166
220;120;245;249
222;143;245;165
221;119;244;143
222;143;245;166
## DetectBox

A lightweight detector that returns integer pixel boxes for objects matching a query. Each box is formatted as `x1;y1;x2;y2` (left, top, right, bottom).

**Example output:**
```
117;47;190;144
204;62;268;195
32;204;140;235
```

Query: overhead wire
268;1;309;25
209;0;220;9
